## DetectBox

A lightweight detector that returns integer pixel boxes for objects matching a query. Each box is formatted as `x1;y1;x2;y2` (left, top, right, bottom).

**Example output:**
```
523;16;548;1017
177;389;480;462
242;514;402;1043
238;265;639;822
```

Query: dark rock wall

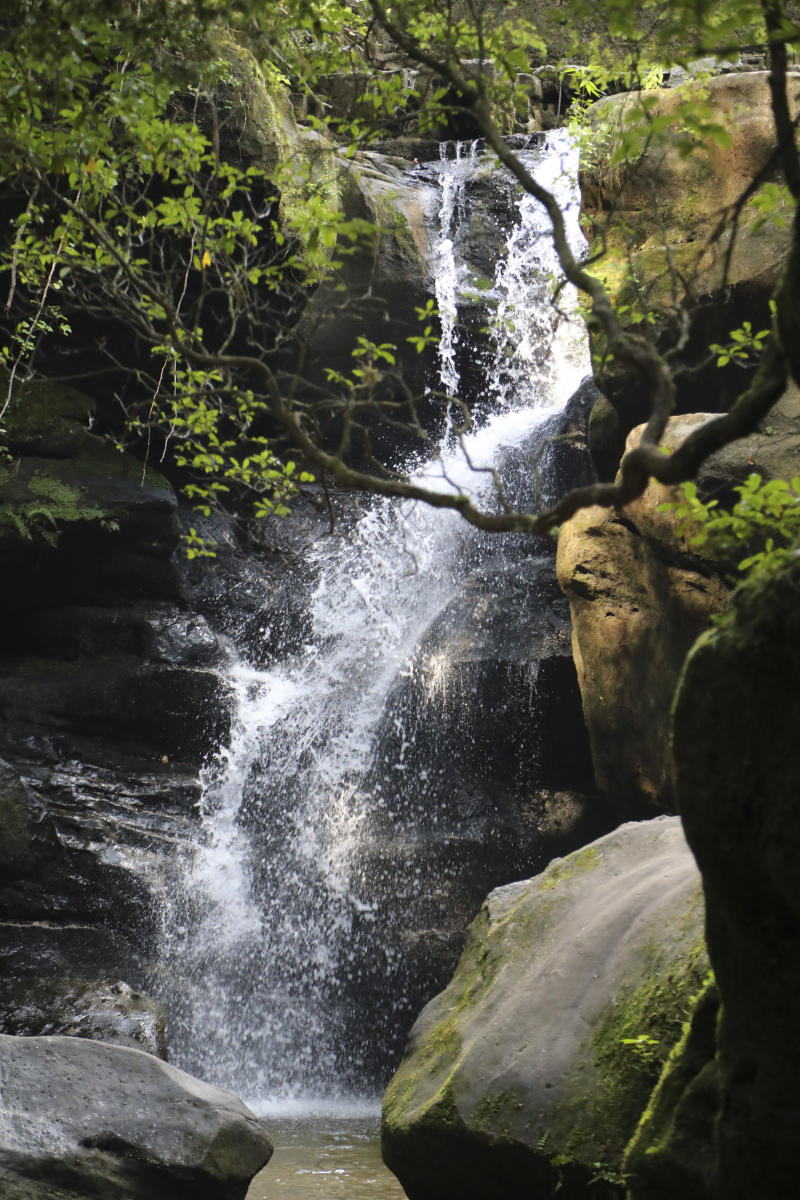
0;377;238;1041
625;558;800;1200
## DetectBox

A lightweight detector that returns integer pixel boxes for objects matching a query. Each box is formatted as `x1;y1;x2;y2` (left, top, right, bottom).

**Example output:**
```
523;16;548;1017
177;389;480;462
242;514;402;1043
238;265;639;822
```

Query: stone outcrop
293;145;441;461
0;375;233;1048
557;387;800;814
556;415;729;813
585;72;797;277
582;72;797;474
382;816;707;1200
0;754;153;998
624;556;800;1200
0;1034;272;1200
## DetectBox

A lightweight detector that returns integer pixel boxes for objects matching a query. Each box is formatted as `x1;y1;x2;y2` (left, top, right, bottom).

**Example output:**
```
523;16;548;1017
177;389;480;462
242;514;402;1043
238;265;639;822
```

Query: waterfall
433;139;479;398
153;129;588;1105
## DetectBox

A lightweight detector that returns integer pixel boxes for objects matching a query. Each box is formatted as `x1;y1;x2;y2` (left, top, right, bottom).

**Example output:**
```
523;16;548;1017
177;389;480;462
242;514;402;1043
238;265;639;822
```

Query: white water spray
154;130;588;1106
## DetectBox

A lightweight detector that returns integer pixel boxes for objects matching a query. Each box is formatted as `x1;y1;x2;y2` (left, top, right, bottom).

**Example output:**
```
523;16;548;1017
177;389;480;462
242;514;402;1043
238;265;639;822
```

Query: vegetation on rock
2;4;800;1198
382;817;708;1200
1;0;798;551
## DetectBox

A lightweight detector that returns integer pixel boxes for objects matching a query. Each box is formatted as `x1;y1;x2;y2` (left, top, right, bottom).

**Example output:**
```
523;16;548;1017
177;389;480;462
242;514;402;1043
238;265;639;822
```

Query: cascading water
152;129;589;1107
432;139;479;398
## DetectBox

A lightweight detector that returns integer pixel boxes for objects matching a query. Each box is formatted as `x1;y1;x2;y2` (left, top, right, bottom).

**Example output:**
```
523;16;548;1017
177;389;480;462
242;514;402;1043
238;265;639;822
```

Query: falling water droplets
150;131;589;1107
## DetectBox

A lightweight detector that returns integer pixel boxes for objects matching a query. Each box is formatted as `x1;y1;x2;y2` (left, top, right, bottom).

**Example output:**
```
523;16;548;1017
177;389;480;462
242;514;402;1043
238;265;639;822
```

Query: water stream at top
152;130;588;1107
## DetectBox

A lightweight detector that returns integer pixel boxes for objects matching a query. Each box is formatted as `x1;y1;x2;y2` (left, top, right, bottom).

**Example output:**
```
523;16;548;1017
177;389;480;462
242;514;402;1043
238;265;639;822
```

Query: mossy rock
1;375;94;457
662;556;800;1199
382;816;708;1200
0;437;177;551
623;975;720;1200
582;73;796;433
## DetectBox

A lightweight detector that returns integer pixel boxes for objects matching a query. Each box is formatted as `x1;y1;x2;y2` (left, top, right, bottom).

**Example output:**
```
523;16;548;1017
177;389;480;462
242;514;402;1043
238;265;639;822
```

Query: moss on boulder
382;817;708;1200
624;975;720;1200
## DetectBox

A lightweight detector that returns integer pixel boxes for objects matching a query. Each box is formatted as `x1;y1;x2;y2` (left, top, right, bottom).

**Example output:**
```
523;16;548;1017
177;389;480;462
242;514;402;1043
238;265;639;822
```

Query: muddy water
246;1108;408;1200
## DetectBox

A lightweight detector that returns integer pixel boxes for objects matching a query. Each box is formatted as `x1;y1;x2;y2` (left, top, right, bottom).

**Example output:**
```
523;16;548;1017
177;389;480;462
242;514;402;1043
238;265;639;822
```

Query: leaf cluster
1;0;799;557
663;472;800;577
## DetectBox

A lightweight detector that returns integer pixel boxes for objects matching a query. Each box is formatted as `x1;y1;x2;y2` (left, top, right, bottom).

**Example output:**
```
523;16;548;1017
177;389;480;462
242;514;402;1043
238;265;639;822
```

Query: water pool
247;1110;408;1199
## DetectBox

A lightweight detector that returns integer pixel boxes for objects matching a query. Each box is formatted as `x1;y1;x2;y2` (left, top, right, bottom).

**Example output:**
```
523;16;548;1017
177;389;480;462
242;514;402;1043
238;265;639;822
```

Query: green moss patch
0;468;115;546
552;927;709;1168
538;845;602;893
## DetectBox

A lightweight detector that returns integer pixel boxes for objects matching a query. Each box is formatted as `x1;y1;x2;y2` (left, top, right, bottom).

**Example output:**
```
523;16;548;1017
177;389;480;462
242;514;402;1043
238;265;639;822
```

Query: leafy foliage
709;315;773;368
664;473;800;576
0;0;798;553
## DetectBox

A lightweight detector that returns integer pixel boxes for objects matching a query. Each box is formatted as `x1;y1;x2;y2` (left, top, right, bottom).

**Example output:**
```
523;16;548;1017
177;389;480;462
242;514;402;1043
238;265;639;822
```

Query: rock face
292;145;441;463
0;1034;272;1200
624;556;800;1200
582;72;796;472
557;415;730;813
557;390;800;814
0;376;234;1048
382;816;708;1200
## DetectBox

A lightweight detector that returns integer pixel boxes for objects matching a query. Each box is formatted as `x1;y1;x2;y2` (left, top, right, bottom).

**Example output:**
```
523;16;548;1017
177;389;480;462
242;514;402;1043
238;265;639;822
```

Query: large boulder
382;816;707;1200
557;389;800;814
556;415;729;813
0;1034;272;1200
624;555;800;1200
585;72;797;273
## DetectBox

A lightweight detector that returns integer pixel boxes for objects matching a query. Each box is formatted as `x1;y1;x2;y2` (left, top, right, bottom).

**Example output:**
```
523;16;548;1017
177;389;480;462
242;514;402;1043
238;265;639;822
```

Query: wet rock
0;713;201;1045
334;537;612;1079
0;655;229;762
0;757;62;883
0;1034;272;1200
0;978;168;1059
177;499;333;666
24;603;221;666
530;374;601;499
0;920;136;979
370;552;594;828
382;817;707;1200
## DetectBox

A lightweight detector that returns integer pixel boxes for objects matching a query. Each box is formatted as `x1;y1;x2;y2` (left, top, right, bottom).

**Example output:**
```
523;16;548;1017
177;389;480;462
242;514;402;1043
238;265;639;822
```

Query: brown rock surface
557;415;729;812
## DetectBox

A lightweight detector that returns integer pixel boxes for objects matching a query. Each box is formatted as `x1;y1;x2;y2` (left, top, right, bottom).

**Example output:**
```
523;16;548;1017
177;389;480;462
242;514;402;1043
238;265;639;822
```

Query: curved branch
365;0;677;445
763;0;800;198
